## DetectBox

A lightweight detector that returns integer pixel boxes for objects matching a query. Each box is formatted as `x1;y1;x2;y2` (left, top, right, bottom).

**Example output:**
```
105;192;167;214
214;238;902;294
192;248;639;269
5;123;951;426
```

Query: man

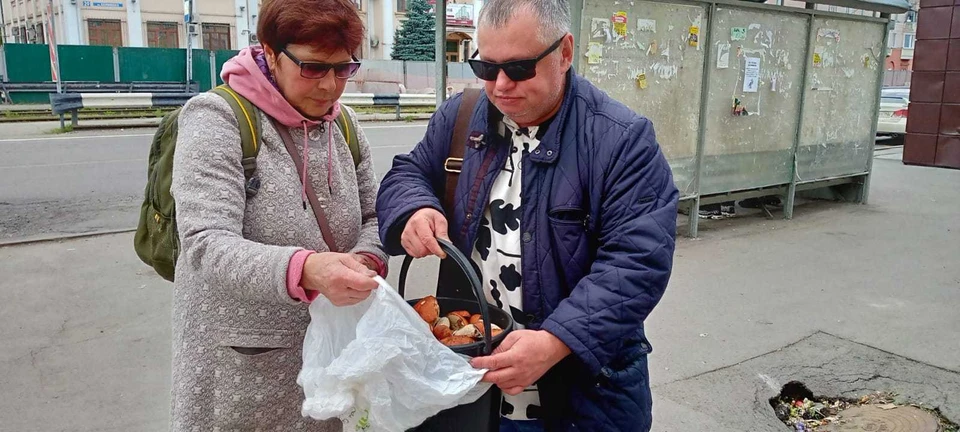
376;0;678;430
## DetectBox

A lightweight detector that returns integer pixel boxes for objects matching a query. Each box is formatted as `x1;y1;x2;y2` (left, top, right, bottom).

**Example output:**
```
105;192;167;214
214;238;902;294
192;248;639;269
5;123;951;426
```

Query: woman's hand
352;253;380;273
301;253;379;306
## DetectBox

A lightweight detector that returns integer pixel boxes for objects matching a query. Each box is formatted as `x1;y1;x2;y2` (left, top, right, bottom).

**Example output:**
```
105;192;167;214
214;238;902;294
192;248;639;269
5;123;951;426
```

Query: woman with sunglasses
169;0;385;430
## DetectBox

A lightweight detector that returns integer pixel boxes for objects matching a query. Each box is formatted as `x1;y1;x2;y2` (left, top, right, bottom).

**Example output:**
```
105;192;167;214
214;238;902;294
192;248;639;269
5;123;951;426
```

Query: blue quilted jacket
377;71;678;431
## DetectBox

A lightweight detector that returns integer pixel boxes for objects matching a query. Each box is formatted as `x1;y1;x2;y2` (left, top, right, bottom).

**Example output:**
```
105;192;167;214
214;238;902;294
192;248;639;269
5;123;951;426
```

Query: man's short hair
478;0;571;44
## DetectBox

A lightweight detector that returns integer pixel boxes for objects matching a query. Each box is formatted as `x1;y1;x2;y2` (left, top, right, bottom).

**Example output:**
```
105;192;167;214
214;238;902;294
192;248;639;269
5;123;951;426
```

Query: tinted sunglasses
281;48;361;79
468;37;565;82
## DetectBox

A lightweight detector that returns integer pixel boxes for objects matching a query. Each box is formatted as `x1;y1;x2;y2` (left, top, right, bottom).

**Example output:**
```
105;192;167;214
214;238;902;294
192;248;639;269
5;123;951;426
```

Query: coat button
522;232;532;242
466;214;473;220
546;150;553;156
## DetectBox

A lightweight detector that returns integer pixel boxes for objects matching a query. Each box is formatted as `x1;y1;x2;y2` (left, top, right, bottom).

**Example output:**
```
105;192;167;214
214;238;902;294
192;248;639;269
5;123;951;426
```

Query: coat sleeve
343;105;389;270
172;93;304;306
540;117;679;377
376;93;464;256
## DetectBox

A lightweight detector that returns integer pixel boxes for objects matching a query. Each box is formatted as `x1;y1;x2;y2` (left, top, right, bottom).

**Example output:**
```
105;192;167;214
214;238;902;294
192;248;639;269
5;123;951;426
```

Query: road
0;122;429;243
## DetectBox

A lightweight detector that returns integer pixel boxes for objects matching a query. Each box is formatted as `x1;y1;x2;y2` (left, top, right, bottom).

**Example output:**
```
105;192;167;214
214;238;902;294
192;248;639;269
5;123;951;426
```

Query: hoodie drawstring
299;119;336;211
301;121;309;210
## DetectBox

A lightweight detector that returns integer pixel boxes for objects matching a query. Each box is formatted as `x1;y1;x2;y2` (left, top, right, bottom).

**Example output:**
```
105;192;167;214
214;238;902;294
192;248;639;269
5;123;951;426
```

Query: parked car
877;87;909;144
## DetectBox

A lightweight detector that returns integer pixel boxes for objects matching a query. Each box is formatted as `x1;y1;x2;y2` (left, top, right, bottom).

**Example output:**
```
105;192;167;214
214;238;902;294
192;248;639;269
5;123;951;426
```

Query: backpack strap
443;89;482;217
335;107;361;167
210;85;261;179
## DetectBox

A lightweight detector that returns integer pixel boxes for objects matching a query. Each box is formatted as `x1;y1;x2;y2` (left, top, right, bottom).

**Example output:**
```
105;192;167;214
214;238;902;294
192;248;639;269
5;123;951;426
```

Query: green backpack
134;84;360;282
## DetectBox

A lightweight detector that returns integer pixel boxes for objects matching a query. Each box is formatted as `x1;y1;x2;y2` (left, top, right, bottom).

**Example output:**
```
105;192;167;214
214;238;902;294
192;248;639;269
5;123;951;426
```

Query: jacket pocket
574;330;654;431
547;207;592;287
213;326;302;349
212;328;302;427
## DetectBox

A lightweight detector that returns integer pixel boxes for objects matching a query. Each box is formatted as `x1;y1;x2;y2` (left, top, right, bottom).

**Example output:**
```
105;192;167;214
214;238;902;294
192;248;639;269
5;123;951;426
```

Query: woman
169;0;385;430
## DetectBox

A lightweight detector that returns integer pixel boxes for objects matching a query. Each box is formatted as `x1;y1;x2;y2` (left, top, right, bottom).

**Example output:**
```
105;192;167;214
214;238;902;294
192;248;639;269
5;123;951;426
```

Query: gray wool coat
169;93;387;431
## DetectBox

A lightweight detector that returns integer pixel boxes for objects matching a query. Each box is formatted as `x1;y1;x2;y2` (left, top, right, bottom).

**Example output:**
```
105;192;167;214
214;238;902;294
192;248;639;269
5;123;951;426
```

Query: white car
876;88;909;143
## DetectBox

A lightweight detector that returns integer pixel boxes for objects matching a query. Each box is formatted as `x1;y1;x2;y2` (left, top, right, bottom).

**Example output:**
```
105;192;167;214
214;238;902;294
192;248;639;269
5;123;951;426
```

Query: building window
202;23;231;51
397;0;407;12
88;19;123;47
146;22;179;48
905;10;916;23
903;33;915;49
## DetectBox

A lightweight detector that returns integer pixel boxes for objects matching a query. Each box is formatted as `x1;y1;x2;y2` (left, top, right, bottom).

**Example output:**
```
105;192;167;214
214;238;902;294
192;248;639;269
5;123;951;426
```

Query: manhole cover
819;405;940;432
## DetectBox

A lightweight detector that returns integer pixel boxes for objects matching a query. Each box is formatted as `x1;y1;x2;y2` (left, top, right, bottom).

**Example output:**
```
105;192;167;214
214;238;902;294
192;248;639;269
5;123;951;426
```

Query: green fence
3;44;52;82
1;43;240;102
60;45;114;82
118;47;186;82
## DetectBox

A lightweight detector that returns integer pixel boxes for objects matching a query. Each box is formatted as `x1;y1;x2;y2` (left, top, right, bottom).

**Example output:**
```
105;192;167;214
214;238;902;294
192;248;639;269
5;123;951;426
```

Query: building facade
0;0;481;61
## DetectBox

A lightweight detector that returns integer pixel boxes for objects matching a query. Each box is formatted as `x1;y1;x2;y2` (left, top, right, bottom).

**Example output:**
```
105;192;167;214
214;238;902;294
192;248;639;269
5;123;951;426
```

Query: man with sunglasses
377;1;678;430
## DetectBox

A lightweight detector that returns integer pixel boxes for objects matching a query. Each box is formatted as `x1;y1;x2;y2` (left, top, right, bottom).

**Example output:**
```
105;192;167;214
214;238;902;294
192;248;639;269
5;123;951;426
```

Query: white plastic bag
298;276;491;432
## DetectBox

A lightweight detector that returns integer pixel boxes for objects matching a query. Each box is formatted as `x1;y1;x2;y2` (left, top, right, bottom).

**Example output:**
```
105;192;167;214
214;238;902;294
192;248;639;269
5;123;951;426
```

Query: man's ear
560;33;575;70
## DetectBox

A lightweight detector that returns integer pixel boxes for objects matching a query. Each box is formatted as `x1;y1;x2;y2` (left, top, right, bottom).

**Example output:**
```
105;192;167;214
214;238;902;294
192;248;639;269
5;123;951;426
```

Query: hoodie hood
220;46;341;127
221;45;344;214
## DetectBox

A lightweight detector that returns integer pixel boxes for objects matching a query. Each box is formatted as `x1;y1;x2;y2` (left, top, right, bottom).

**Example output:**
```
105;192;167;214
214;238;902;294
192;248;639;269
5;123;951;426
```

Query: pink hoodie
221;46;384;303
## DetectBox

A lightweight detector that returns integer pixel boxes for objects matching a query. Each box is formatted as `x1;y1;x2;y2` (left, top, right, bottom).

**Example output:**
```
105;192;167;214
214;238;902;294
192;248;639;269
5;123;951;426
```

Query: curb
0;228;137;248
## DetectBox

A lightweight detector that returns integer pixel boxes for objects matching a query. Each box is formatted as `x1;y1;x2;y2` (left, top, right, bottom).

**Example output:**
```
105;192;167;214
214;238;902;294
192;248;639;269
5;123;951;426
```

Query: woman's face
265;43;352;119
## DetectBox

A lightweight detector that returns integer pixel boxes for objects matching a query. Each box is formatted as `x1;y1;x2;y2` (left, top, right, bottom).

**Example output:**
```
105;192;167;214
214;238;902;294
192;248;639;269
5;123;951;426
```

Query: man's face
475;10;574;127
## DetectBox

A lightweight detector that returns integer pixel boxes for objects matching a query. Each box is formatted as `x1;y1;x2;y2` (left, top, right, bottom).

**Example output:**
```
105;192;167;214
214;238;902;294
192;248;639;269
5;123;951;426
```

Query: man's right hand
401;208;450;259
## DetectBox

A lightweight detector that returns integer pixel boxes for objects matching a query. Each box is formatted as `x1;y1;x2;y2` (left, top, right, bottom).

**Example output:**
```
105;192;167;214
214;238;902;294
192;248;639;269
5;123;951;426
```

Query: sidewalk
0;154;957;431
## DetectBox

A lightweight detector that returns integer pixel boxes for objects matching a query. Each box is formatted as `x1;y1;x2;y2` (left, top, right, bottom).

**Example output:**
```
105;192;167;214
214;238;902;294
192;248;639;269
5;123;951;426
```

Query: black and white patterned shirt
471;116;543;421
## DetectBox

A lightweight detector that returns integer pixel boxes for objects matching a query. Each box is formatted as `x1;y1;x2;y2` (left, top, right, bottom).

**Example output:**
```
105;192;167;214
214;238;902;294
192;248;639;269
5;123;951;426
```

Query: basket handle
398;238;494;355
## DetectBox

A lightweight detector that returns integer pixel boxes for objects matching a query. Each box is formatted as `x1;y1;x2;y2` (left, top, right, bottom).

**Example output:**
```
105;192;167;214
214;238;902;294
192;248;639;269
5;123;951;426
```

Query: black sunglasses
281;48;361;79
468;37;565;82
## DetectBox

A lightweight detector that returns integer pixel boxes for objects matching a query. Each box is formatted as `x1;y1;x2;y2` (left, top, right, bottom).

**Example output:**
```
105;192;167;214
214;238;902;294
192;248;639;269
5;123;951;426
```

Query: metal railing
49;92;439;127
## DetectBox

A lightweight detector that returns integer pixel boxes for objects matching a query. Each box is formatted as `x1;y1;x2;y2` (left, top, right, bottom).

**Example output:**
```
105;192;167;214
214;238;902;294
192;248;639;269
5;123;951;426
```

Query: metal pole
687;2;718;238
784;14;817;220
860;15;891;205
47;0;64;128
0;0;8;45
435;0;447;106
185;0;195;90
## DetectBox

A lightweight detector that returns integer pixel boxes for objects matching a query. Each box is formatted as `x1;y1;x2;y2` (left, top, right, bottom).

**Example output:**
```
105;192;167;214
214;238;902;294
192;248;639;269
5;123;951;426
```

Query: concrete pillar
380;0;395;60
59;0;82;45
235;0;258;49
126;0;144;47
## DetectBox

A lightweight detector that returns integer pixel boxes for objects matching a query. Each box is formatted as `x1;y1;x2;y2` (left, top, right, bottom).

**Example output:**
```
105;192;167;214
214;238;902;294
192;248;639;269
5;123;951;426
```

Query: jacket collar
469;68;578;164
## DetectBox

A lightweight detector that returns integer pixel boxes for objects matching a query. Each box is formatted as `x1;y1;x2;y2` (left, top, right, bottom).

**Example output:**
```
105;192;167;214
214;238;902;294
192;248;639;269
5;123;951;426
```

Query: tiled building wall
903;0;960;168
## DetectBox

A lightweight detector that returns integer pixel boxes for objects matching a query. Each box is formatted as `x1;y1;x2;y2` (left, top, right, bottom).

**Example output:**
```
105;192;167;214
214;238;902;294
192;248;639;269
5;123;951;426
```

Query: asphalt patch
654;332;959;431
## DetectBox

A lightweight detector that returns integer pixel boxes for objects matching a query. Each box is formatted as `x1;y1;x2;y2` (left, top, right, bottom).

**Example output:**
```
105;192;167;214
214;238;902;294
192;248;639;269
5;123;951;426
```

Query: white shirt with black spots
471;116;541;421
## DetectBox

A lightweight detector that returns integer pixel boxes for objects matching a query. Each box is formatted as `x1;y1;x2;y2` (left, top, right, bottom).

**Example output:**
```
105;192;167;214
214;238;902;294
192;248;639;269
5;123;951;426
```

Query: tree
391;0;436;61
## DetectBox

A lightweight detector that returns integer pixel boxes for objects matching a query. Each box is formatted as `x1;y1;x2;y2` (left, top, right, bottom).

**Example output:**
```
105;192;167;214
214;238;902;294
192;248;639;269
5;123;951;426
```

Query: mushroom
476;323;503;338
450;310;472;320
413;296;439;324
446;313;468;331
433;324;453;340
440;336;476;347
453;324;482;339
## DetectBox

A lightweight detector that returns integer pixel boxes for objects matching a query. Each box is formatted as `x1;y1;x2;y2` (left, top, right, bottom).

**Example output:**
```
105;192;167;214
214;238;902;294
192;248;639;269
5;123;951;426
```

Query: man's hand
469;330;572;396
401;208;449;259
301;253;379;307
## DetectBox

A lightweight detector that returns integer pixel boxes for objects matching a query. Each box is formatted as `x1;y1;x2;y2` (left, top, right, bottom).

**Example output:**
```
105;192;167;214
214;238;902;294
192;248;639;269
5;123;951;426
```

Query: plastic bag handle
398;238;494;355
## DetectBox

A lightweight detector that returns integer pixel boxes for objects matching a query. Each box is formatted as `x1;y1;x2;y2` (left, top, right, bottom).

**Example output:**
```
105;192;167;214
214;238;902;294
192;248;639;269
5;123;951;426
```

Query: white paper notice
717;43;730;69
743;57;760;93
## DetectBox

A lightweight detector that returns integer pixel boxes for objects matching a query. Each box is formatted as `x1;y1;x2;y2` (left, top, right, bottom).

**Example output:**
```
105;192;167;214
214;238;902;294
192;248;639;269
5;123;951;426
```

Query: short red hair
258;0;365;55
